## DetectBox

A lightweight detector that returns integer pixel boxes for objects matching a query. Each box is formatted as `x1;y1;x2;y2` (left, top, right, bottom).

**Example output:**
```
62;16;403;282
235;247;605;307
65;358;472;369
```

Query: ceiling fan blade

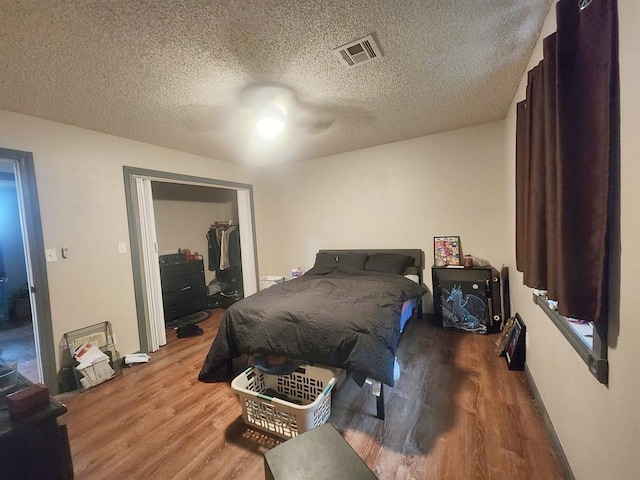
296;114;335;134
296;100;375;133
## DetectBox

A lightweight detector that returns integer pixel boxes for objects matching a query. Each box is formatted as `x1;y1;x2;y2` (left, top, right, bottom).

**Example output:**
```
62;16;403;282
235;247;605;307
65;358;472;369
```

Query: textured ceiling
0;1;551;164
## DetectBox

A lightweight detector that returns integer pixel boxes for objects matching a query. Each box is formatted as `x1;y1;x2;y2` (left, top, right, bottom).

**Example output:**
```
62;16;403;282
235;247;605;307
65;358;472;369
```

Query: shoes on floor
176;324;203;338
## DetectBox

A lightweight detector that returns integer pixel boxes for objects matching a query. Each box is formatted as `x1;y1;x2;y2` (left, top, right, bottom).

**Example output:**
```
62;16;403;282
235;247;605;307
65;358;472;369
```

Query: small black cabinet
159;258;208;325
0;377;73;480
432;266;508;334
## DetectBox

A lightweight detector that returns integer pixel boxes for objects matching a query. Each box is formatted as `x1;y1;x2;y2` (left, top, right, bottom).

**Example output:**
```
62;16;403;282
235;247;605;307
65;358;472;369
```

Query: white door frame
134;177;166;351
0;149;56;391
123;167;259;353
236;188;258;295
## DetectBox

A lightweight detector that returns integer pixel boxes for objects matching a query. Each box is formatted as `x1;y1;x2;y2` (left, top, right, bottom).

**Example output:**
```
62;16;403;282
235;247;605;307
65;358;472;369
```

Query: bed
198;249;426;418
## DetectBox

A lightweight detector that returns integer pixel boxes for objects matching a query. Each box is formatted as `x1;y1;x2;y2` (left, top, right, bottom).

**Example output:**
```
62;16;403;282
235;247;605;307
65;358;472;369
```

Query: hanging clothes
227;227;242;270
206;222;244;302
219;225;237;270
207;222;242;272
206;228;221;272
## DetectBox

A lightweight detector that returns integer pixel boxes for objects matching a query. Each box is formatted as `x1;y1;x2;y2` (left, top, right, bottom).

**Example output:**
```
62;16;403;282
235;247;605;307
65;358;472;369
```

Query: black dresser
159;258;208;325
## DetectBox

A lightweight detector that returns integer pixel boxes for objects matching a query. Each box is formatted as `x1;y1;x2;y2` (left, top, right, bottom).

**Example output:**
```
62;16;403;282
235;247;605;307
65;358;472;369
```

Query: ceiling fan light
255;116;286;139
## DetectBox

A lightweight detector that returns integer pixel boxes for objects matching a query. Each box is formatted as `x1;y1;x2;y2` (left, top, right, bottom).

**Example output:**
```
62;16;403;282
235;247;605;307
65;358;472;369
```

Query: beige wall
0;109;256;362
503;2;640;480
254;121;509;295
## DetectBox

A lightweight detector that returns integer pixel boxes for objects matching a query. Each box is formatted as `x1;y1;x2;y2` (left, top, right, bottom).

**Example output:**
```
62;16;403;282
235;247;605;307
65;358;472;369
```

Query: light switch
118;242;127;254
45;249;57;262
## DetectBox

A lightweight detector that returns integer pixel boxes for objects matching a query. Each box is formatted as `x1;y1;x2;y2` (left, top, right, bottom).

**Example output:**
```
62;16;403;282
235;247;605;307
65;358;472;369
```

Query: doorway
0;149;56;391
123;167;259;353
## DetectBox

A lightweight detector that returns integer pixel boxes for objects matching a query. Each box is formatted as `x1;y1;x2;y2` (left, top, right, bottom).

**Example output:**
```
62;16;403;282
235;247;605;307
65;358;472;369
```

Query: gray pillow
364;253;414;275
314;252;368;270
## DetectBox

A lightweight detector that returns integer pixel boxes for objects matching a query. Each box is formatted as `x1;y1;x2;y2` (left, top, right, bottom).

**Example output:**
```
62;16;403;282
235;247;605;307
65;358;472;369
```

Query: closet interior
151;182;244;334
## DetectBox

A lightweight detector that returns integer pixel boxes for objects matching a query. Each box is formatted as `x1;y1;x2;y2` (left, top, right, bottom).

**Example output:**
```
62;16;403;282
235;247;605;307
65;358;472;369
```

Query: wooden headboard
318;249;425;285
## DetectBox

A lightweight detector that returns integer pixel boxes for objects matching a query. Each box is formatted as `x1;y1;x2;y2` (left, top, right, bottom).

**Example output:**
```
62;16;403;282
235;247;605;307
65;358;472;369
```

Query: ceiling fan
175;26;374;161
237;82;344;136
176;81;366;162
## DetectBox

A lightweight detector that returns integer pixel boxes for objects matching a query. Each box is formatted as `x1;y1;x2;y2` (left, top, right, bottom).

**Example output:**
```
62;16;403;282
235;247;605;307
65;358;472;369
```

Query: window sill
532;292;608;384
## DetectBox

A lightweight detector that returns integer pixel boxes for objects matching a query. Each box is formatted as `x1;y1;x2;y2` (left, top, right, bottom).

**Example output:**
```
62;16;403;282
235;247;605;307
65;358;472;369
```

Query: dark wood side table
0;376;73;480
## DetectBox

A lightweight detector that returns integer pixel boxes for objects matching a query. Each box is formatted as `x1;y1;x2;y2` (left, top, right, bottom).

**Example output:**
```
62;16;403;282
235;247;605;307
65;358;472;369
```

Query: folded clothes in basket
251;354;302;376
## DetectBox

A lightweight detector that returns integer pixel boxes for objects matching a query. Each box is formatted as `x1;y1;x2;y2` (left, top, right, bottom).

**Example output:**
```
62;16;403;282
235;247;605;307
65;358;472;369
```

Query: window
515;0;619;384
532;290;608;384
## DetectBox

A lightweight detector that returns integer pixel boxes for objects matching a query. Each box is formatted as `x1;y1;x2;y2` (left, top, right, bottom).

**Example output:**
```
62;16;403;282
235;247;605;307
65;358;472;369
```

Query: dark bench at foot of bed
264;423;377;480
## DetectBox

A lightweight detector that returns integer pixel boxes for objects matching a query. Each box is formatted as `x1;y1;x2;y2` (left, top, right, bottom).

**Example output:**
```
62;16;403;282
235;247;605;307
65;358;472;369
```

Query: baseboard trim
524;365;575;480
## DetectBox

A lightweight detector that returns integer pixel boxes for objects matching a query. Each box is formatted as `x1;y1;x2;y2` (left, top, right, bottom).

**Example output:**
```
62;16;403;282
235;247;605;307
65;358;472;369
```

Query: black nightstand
432;266;509;334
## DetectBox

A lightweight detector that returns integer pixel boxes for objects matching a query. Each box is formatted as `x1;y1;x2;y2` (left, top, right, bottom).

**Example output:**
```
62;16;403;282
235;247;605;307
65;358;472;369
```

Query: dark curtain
515;100;529;274
542;33;560;302
516;0;619;323
523;63;547;289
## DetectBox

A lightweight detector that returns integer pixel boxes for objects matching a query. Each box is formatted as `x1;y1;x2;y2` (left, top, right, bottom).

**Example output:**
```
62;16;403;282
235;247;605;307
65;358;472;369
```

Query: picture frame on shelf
506;313;526;370
433;236;461;266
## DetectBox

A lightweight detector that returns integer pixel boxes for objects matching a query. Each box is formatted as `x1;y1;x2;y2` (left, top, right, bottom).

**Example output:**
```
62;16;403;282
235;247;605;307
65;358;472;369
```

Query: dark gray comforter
198;265;426;386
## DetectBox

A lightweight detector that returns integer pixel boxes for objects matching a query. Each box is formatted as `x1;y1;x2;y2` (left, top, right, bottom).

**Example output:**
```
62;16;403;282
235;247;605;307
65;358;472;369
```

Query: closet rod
211;220;237;228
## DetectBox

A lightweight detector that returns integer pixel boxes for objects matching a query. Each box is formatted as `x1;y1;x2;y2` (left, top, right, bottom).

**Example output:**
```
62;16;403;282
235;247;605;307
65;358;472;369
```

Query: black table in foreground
264;423;377;480
0;376;73;480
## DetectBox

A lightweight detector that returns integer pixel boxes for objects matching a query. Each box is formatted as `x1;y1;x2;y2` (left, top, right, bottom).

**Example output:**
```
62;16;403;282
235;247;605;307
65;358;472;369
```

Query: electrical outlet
61;246;70;258
45;249;57;262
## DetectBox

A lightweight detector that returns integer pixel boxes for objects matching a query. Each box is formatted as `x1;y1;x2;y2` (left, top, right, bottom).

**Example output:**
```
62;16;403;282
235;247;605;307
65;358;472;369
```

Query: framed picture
493;317;515;356
433;236;461;266
506;313;526;370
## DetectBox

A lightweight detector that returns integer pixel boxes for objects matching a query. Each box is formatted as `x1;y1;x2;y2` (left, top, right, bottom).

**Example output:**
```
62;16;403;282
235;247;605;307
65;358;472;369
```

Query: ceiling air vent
333;34;382;68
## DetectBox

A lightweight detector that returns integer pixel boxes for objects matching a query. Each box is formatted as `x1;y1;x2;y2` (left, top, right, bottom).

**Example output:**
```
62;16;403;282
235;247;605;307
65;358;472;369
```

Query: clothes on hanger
206;221;244;305
219;225;237;270
207;222;241;273
206;228;221;272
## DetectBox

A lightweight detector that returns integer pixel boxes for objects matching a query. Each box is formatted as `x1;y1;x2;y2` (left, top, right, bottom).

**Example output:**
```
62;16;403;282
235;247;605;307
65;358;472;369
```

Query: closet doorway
151;182;240;294
123;167;258;353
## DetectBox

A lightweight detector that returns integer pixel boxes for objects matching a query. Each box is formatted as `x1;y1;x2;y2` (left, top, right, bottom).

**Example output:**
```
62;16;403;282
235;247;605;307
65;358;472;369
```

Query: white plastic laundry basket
231;364;337;439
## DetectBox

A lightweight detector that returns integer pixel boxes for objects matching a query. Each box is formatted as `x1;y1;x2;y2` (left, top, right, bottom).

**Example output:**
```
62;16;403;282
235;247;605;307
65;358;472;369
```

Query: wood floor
0;318;39;383
57;310;566;480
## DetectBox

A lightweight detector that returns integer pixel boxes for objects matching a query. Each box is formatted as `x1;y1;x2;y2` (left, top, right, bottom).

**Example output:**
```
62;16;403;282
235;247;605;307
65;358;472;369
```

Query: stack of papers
74;342;115;389
124;353;150;366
